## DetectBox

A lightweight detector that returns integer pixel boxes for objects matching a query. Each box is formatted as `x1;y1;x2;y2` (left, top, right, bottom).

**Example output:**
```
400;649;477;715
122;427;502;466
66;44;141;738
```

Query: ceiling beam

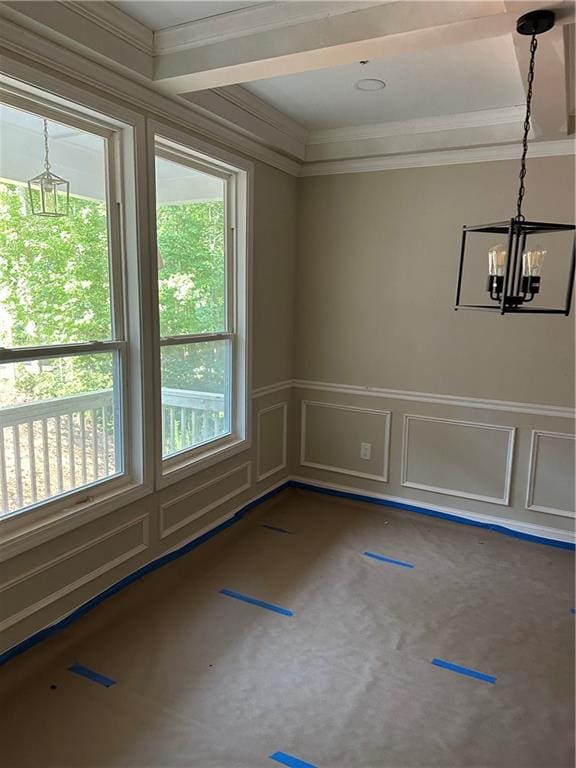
153;1;512;94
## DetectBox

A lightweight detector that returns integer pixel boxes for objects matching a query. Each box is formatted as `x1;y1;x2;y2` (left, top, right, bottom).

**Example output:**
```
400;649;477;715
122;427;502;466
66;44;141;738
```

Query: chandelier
454;10;575;316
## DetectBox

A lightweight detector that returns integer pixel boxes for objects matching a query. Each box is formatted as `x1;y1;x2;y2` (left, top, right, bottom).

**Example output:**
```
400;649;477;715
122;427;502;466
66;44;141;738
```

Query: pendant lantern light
27;119;70;217
454;10;575;316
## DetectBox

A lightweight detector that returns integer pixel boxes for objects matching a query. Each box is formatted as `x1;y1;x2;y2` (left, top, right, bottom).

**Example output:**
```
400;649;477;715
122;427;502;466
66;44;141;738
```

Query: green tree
0;181;226;402
157;199;226;392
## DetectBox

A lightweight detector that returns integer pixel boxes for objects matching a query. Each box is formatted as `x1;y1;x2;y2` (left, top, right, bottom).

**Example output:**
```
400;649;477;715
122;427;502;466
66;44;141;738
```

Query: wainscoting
1;378;574;660
401;414;515;505
526;431;576;518
301;401;390;482
293;380;575;536
0;385;292;657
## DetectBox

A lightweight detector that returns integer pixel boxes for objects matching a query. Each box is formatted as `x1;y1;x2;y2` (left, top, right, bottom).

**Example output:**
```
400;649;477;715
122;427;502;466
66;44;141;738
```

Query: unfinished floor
0;489;574;768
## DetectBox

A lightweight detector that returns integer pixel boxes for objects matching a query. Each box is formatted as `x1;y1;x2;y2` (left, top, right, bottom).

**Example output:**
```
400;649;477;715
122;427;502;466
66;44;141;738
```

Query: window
0;98;127;516
154;140;248;471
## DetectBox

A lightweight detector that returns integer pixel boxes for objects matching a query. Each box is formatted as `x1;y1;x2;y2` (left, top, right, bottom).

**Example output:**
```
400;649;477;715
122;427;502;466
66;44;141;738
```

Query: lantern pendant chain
43;119;51;174
516;34;537;222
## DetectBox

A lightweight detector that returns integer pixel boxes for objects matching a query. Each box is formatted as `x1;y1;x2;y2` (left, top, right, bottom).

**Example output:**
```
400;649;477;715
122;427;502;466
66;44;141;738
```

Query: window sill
158;435;251;490
0;482;152;560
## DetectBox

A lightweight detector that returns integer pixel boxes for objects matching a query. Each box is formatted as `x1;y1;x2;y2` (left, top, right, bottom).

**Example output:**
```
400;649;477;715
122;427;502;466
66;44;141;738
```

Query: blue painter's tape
261;524;292;534
363;551;414;569
0;482;292;668
219;588;293;616
431;658;496;684
68;662;116;688
269;751;318;768
290;481;575;551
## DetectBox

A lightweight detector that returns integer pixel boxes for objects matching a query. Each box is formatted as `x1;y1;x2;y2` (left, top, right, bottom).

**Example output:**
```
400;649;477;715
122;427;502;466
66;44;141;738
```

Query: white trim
300;400;391;483
212;85;308;147
292;379;575;420
401;414;515;506
148;123;253;491
252;380;293;398
525;430;576;519
59;1;154;56
154;1;373;53
256;402;288;482
161;476;290;558
307;106;526;145
159;462;252;539
0;17;300;176
0;514;149;632
291;475;576;546
301;140;576;177
0;483;151;561
0;81;151;531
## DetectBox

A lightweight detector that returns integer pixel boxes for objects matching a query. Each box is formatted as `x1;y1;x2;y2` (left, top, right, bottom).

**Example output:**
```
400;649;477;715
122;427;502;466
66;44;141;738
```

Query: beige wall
293;157;575;536
253;162;297;388
295;156;575;406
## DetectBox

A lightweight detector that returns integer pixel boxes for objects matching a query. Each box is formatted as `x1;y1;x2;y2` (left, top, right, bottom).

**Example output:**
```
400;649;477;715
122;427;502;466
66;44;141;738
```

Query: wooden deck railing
0;388;225;515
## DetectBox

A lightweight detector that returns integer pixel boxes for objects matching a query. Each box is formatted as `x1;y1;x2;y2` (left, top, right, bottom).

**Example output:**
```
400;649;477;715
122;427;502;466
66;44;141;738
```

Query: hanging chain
43;119;51;173
516;34;537;221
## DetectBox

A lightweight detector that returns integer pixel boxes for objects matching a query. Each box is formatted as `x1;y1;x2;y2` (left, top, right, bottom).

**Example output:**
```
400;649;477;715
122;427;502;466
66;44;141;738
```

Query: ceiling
112;1;266;31
2;1;573;175
244;35;525;130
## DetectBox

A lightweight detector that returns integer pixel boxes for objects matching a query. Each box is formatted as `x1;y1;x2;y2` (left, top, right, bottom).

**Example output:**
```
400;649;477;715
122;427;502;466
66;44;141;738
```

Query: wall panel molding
301;400;391;482
257;402;288;482
0;514;149;632
525;430;576;519
401;414;515;506
159;462;252;539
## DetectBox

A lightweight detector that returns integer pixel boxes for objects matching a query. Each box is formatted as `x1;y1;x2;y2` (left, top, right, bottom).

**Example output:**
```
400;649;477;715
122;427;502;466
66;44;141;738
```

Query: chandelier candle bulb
522;247;546;277
488;244;507;275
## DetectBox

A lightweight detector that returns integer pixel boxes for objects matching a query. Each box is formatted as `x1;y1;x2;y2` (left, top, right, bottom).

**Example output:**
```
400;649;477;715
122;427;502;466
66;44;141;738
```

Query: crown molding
301;139;576;176
184;84;308;161
216;85;309;147
0;14;301;177
155;1;381;54
307;106;527;145
60;1;154;56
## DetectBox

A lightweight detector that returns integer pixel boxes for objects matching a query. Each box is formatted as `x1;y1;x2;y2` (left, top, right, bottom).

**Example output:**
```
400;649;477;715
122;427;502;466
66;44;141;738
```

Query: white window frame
0;82;150;537
149;124;252;489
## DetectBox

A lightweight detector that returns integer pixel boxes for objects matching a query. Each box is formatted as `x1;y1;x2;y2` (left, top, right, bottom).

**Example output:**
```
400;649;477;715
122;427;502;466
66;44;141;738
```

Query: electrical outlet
360;442;372;460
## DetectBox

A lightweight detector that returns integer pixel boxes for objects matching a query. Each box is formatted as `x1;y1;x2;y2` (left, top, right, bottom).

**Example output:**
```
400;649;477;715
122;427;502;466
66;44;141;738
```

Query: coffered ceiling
1;1;574;175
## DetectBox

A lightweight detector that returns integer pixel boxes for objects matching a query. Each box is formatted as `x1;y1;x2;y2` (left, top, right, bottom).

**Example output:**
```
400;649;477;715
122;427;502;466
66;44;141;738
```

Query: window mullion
0;340;126;364
160;332;233;347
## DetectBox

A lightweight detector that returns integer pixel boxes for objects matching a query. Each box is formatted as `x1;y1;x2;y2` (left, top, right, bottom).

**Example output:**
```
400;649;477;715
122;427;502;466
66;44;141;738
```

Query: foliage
0;181;226;403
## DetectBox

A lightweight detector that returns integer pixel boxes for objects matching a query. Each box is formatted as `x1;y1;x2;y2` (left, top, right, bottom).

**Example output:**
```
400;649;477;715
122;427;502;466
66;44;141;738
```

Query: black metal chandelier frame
454;9;576;316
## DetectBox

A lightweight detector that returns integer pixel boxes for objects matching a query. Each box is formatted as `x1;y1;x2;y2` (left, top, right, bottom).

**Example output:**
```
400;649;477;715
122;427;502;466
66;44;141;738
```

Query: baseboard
290;477;575;550
0;478;291;667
